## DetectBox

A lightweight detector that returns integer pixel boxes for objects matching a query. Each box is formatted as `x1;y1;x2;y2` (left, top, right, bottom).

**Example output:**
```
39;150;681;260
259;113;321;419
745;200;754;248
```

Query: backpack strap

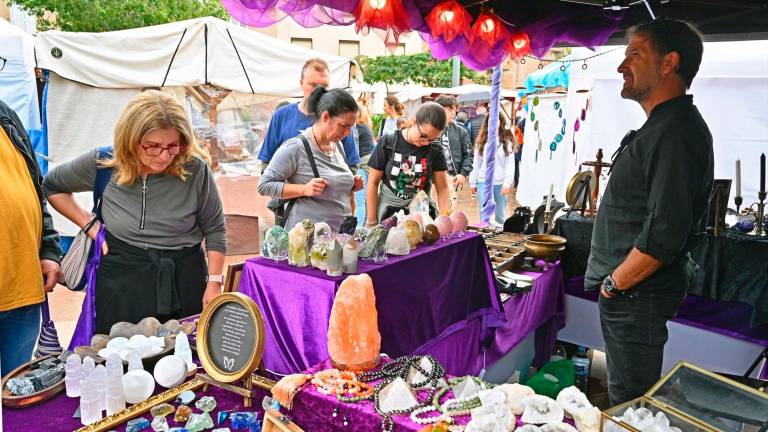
92;146;114;219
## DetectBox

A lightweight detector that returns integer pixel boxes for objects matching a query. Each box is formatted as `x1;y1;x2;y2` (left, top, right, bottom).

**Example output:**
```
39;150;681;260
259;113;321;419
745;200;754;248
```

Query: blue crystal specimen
230;412;258;430
126;417;151;432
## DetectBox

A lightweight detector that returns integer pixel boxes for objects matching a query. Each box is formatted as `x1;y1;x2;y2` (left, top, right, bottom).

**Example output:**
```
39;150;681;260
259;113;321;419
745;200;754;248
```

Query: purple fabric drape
288;357;577;431
237;232;506;376
219;0;624;71
2;370;270;431
480;66;501;223
68;226;107;350
565;276;768;380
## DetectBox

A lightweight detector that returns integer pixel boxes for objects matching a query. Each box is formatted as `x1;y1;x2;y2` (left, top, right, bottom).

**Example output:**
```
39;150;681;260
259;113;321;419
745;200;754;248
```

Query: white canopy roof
396;83;516;103
0;18;39;129
35;16;354;97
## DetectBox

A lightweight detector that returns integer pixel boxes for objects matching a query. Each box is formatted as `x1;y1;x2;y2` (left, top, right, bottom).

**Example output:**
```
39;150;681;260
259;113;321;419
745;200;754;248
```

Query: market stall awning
35;16;354;97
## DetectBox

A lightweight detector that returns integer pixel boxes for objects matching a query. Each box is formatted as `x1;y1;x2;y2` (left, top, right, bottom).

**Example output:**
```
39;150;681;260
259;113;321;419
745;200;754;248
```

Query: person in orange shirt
0;99;61;376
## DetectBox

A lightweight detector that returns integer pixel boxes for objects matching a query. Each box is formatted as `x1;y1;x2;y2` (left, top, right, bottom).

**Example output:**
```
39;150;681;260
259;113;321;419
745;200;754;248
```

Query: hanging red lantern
470;11;508;48
506;31;532;59
353;0;411;40
425;0;472;42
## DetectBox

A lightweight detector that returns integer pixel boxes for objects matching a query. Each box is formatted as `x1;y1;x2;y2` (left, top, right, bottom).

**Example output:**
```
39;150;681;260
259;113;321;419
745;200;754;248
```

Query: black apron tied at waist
147;250;182;315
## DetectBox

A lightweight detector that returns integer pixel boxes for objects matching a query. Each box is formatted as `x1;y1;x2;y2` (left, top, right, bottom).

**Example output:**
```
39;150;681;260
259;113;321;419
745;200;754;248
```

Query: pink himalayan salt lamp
450;211;469;233
327;274;381;371
435;215;454;237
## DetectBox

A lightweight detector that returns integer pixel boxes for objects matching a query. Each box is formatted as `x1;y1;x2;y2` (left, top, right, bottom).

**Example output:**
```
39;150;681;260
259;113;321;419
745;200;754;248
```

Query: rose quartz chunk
450;211;469;233
327;274;381;371
435;215;454;237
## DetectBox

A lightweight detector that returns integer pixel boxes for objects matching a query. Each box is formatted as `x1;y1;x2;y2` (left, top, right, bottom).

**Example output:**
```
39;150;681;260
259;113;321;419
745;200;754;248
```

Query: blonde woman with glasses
44;90;226;335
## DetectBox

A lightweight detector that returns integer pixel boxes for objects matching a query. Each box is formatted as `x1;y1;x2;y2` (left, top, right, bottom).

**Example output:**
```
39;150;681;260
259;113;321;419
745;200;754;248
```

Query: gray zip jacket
43;149;226;253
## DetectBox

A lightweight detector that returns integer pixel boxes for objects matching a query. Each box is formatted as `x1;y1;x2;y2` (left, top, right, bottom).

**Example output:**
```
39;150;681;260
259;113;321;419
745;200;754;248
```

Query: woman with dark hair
258;87;364;231
379;95;404;137
469;113;518;225
365;102;450;225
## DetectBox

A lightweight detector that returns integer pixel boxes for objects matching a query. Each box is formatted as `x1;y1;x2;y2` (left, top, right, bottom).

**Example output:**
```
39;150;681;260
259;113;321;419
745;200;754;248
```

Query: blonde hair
356;101;373;129
104;90;211;185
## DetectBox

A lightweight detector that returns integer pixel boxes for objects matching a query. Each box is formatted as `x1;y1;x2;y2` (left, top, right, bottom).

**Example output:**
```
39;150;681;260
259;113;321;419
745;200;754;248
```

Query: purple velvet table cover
288;357;577;432
412;262;566;376
238;232;506;376
1;373;271;432
565;276;768;379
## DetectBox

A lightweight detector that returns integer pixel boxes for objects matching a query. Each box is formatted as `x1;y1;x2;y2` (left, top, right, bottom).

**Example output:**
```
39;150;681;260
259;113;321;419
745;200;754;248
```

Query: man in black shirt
585;19;713;405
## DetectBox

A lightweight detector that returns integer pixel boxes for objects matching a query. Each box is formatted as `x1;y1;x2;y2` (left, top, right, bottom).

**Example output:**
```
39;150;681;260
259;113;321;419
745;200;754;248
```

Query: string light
369;0;387;9
439;9;454;23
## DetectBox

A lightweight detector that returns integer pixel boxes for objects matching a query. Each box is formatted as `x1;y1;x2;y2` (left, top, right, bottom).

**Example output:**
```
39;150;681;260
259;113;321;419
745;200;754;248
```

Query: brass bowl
524;234;567;260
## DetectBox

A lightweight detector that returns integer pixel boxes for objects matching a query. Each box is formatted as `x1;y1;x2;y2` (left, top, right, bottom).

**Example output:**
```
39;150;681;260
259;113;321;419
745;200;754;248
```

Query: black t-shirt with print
368;130;448;200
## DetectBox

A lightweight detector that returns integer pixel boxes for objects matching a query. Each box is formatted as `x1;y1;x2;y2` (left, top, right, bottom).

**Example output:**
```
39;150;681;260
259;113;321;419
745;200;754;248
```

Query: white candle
545;184;554;213
735;159;742;197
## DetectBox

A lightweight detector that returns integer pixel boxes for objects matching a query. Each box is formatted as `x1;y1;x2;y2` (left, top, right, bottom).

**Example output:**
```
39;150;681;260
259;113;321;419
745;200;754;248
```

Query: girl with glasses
365;102;451;226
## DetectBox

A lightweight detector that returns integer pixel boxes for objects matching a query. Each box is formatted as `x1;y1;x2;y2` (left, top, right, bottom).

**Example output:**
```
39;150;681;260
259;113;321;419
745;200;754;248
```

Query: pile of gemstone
4;354;68;396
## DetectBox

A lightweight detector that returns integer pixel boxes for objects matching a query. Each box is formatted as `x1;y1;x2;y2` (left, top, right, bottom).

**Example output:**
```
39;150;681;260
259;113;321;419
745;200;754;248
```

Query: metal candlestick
735;196;743;215
543;210;553;234
754;191;766;237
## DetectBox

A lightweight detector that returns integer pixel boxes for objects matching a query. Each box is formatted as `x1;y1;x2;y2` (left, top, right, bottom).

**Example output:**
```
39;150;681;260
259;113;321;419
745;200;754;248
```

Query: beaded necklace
357;356;447;432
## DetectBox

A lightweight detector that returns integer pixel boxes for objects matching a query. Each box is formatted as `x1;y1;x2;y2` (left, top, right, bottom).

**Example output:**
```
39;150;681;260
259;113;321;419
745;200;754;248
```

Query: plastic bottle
551;343;567;362
573;346;590;395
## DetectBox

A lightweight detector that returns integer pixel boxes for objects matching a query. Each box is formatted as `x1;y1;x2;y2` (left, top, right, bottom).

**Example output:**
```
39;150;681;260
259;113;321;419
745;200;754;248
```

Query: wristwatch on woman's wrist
206;274;224;284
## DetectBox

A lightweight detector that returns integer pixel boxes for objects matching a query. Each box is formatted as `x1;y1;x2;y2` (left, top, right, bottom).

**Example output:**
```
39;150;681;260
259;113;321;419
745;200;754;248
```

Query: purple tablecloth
1;373;271;432
411;262;566;376
565;276;768;379
288;357;577;432
238;232;506;376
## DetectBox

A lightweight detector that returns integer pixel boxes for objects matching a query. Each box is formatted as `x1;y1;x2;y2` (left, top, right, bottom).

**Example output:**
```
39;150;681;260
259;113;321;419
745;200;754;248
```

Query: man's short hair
435;94;458;109
627;19;704;89
301;58;330;79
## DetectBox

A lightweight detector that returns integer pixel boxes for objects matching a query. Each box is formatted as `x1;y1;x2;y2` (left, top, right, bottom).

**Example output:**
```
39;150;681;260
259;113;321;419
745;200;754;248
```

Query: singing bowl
524;234;567;260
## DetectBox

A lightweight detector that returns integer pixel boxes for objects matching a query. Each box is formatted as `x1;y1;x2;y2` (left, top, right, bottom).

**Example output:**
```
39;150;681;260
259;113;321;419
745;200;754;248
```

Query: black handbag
269;135;320;227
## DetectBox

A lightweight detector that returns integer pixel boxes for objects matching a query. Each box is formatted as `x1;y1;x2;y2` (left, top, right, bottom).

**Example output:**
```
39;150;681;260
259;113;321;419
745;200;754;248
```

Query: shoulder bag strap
283;135;321;225
92;146;114;220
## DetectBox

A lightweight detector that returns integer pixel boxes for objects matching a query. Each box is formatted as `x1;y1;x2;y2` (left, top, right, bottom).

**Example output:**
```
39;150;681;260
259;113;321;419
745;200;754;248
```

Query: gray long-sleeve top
258;129;353;231
43;149;226;253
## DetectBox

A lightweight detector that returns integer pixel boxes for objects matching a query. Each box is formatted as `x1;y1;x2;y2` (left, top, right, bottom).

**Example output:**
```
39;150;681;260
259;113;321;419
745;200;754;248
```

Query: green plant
10;0;229;32
356;53;489;87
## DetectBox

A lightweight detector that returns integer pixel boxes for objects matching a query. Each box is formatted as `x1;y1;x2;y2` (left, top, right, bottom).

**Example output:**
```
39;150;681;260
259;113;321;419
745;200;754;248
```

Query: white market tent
517;41;768;210
34;16;355;236
0;18;39;130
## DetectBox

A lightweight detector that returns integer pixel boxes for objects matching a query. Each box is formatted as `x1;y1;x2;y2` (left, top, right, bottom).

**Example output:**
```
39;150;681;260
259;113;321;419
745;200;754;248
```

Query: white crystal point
65;354;83;397
572;406;601;432
94;365;108;410
542;423;578;432
556;386;592;418
121;370;155;404
521;395;564;425
174;332;194;371
378;377;419;413
153;355;187;388
106;371;126;416
453;376;482;400
127;350;143;371
496;383;535;415
80;361;102;425
106;352;123;377
406;357;448;389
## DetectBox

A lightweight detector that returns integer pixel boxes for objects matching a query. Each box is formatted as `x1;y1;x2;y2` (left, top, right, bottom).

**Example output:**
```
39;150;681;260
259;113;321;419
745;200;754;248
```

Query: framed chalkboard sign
196;293;265;384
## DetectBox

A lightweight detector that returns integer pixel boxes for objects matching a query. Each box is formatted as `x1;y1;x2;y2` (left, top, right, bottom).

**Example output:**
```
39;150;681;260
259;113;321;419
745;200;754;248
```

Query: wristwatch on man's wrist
602;274;624;296
206;274;224;284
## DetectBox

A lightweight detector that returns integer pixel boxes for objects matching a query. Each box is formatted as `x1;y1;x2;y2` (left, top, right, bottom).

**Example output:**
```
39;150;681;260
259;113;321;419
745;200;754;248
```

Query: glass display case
601;361;768;432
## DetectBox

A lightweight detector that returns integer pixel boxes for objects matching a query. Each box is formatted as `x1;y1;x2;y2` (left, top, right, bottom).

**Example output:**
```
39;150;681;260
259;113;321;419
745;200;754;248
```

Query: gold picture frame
196;292;266;384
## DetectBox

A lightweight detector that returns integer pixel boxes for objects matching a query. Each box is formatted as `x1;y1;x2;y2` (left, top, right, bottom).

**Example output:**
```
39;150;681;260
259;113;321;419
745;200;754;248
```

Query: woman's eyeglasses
141;143;185;156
